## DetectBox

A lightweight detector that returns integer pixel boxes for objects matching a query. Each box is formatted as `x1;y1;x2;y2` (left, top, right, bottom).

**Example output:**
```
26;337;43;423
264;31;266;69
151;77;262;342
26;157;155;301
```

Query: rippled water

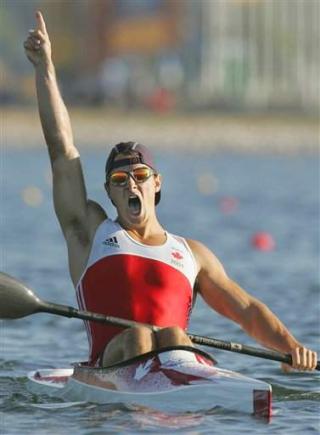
1;148;319;434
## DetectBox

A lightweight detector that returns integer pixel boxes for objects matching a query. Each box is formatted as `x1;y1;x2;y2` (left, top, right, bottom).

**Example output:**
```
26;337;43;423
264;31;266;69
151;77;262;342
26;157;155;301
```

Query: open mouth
128;195;141;215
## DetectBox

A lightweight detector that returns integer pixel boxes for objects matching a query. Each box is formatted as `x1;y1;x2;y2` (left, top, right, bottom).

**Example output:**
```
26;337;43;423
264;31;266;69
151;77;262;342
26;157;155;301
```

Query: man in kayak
24;12;317;371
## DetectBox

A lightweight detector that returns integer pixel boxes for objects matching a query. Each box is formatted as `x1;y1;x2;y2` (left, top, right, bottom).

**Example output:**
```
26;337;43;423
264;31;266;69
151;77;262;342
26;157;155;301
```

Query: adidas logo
103;236;120;248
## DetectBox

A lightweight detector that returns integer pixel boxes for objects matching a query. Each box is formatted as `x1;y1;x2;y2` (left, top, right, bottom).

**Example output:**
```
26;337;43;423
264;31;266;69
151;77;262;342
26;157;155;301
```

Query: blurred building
191;0;320;112
1;0;319;113
75;0;184;110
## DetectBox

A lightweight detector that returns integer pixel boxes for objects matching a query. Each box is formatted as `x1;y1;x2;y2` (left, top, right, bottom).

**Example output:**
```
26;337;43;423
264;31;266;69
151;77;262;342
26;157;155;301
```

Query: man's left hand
281;346;318;372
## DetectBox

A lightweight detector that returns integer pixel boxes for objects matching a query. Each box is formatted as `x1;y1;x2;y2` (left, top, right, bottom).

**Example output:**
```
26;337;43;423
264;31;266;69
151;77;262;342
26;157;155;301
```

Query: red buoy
251;232;275;252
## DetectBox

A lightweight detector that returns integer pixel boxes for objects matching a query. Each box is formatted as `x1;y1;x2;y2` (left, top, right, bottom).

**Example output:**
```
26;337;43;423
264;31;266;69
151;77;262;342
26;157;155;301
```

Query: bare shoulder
86;199;108;236
186;238;209;253
186;238;220;267
185;238;228;282
64;199;107;246
87;199;108;227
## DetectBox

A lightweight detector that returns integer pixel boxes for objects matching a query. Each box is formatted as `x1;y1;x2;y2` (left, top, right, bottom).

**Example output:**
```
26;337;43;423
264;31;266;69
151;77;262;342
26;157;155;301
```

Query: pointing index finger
36;10;47;33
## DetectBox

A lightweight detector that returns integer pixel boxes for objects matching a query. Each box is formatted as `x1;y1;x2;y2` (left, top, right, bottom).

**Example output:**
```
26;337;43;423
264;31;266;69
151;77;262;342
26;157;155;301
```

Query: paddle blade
0;272;43;319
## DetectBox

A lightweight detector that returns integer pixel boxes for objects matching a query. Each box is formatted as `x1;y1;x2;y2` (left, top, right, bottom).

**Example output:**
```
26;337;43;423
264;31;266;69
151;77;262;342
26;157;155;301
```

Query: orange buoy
251;232;275;252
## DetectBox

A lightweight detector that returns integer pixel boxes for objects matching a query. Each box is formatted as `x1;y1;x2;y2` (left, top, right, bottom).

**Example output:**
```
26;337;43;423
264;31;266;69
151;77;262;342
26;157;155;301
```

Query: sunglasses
108;167;155;187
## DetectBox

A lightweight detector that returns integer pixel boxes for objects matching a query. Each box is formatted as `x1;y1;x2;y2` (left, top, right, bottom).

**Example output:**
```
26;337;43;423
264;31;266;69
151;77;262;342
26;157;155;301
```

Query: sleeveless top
76;219;198;365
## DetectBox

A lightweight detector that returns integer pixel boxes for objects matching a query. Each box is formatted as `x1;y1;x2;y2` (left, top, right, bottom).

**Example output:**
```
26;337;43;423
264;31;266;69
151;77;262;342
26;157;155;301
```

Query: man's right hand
24;11;51;67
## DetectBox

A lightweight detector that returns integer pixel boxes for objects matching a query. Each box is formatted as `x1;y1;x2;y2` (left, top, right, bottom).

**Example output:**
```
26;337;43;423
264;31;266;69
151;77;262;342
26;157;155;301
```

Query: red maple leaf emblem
172;251;183;260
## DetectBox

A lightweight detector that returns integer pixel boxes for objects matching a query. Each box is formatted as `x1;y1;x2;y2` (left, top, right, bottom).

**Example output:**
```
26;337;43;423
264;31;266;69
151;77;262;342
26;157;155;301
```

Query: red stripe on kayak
253;389;272;420
34;372;69;384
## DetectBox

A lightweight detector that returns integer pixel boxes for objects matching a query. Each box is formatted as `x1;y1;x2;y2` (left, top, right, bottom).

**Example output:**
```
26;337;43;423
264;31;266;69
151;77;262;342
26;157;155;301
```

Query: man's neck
116;218;167;246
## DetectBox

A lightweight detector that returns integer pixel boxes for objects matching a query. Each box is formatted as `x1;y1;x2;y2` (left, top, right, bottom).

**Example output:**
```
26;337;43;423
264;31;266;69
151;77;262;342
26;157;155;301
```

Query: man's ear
154;173;162;193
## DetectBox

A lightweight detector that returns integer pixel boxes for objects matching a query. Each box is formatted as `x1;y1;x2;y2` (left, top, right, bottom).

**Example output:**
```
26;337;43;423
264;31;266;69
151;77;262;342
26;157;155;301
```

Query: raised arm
24;11;106;283
188;239;318;371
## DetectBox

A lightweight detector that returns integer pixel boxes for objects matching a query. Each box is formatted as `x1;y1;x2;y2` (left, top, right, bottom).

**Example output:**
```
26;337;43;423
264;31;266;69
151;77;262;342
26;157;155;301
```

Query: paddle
1;272;319;370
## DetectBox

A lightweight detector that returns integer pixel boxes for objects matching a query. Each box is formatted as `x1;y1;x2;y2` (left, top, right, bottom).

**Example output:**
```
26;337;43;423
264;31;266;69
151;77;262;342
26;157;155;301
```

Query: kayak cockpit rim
75;345;217;370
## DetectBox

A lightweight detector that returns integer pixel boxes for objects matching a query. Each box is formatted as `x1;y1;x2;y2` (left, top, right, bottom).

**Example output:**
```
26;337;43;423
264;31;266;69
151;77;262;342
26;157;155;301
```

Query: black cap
105;142;161;205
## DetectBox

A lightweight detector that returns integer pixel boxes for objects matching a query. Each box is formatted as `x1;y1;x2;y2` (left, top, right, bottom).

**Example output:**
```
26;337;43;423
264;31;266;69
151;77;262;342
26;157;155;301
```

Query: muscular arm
35;63;98;239
188;239;317;371
35;59;76;162
24;12;106;283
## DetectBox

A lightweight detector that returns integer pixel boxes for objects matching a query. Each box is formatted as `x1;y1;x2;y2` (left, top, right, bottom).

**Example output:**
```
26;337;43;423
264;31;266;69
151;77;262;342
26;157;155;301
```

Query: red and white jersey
76;219;198;365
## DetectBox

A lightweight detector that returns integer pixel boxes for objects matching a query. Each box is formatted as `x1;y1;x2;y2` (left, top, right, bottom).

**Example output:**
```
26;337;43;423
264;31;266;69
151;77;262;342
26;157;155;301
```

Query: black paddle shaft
188;334;320;369
40;301;160;332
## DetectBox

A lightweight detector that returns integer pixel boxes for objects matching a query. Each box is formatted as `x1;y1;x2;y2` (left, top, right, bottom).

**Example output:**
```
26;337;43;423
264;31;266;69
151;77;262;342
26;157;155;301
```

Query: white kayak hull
27;346;272;419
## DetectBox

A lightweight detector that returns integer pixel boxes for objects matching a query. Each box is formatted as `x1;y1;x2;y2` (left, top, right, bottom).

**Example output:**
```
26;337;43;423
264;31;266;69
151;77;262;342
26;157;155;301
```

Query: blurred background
2;0;319;154
1;0;319;113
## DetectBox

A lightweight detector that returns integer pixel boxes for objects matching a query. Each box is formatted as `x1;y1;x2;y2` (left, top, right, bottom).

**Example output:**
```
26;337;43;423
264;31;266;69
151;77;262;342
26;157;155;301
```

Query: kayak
27;346;272;419
28;346;272;418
